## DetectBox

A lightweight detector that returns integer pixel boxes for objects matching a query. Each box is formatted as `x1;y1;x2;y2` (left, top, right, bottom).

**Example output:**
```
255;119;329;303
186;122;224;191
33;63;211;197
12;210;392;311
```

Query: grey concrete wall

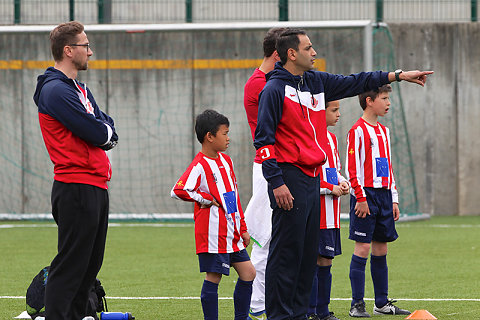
388;23;480;216
0;23;478;216
455;24;480;215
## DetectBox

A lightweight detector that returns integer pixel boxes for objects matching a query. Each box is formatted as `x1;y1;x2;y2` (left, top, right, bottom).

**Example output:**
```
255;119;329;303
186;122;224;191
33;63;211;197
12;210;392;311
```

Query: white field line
2;223;480;229
2;296;480;301
396;224;480;228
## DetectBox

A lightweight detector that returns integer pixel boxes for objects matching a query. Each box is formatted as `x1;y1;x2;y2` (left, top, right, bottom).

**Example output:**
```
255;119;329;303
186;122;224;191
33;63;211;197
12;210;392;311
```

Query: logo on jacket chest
76;91;94;115
85;100;94;115
284;85;324;112
311;96;319;108
74;81;95;116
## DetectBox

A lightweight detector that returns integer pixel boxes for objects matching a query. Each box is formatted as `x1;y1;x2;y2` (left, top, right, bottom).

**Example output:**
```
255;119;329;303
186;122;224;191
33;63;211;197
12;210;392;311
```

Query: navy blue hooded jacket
33;67;118;188
254;62;389;189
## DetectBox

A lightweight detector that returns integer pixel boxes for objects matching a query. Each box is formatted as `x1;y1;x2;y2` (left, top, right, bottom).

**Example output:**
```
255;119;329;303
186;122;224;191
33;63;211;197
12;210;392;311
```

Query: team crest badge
85;101;94;115
311;96;318;108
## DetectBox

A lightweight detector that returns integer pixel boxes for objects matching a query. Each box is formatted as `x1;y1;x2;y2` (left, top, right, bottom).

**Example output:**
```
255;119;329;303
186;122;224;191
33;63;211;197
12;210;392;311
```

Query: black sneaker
349;301;371;318
320;312;341;320
373;299;411;315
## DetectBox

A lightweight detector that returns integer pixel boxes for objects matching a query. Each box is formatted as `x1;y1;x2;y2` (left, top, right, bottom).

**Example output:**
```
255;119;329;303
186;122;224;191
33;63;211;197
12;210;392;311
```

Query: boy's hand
393;202;400;221
241;232;251;247
339;181;350;195
200;198;220;208
331;185;343;197
354;201;370;218
273;184;294;211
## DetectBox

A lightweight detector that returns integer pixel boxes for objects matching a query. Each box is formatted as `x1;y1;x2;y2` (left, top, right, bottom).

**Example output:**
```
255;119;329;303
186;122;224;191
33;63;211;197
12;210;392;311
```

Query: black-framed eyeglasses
69;43;90;51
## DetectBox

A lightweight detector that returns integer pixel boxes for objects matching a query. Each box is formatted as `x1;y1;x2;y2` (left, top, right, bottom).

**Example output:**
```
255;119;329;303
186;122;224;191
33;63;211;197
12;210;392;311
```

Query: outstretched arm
319;69;434;102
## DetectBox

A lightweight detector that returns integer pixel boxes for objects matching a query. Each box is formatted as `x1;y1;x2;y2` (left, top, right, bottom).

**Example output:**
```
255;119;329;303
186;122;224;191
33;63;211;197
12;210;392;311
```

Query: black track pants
265;164;320;320
45;181;109;320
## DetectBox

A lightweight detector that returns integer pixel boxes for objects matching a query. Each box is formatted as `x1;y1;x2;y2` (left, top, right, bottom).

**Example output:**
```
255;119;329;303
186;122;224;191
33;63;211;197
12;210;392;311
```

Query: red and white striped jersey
345;118;398;203
320;131;347;229
171;152;248;254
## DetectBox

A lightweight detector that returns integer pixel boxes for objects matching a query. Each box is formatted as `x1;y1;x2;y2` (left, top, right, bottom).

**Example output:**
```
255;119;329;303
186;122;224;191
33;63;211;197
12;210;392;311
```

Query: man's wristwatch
395;69;403;82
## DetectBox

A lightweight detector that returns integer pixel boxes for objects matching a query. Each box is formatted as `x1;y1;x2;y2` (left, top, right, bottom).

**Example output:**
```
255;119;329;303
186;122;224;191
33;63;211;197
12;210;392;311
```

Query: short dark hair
50;21;84;62
263;27;286;58
276;28;307;65
325;100;338;109
358;84;392;110
195;109;230;143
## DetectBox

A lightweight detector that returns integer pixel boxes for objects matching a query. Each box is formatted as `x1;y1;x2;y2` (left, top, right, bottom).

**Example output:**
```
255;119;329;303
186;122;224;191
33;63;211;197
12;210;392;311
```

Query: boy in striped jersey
308;100;349;320
171;109;256;320
346;85;410;317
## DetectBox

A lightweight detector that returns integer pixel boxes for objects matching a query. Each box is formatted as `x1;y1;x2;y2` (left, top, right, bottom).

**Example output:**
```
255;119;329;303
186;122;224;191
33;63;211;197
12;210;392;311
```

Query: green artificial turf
2;216;480;319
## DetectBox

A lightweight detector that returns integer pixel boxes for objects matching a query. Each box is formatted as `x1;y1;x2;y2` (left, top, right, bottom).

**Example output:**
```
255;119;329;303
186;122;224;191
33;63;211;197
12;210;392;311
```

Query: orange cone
405;309;437;319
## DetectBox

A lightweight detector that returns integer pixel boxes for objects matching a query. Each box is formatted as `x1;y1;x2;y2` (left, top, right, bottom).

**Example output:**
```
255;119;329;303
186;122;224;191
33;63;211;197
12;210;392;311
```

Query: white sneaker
373;299;411;315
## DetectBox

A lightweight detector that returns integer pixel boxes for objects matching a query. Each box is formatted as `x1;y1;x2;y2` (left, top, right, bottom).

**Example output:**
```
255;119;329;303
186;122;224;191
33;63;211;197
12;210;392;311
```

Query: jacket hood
266;61;303;86
33;67;71;106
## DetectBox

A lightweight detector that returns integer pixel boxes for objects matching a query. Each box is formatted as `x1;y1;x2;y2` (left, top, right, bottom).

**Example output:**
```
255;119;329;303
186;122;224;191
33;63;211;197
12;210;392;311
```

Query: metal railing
1;0;478;25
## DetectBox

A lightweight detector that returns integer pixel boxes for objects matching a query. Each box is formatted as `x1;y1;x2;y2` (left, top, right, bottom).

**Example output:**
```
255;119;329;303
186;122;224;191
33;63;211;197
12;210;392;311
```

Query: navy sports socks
308;266;319;315
316;265;332;318
233;278;253;320
201;280;219;320
371;254;388;308
350;254;367;306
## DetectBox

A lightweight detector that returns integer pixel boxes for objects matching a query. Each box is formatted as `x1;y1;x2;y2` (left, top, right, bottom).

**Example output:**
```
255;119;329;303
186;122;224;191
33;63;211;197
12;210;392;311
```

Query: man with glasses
33;21;118;320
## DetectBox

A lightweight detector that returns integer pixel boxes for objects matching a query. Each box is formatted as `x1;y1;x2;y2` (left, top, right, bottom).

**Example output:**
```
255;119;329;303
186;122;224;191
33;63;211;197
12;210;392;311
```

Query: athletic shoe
307;314;321;320
320;312;341;320
373;299;411;315
349;301;371;318
249;309;267;320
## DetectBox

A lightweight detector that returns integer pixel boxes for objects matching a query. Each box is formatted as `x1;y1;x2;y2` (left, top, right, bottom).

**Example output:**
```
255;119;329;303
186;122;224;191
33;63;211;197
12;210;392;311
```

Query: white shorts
244;162;272;247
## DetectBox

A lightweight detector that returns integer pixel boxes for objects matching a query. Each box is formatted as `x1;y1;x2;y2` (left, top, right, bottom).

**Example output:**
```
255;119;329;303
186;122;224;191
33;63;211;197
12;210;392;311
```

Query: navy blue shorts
198;249;250;275
318;228;342;258
349;187;398;243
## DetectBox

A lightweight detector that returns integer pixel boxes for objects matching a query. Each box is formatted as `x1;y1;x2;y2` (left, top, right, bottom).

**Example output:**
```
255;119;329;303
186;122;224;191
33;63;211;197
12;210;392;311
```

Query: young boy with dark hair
346;85;410;318
308;100;349;320
171;109;256;320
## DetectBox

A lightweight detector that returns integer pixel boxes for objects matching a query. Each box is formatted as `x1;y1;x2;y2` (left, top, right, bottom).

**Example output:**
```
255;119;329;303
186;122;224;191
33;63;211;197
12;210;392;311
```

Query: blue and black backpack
26;266;107;319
